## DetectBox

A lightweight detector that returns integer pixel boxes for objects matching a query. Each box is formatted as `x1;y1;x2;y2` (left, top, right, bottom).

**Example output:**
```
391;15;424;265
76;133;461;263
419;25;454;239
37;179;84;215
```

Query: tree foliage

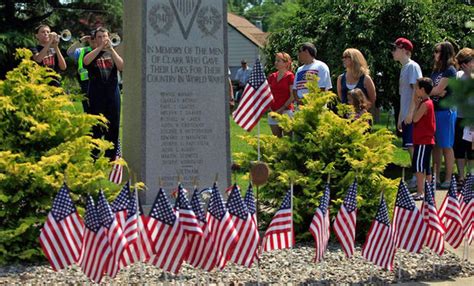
0;0;123;79
234;77;398;241
263;0;473;123
0;49;121;264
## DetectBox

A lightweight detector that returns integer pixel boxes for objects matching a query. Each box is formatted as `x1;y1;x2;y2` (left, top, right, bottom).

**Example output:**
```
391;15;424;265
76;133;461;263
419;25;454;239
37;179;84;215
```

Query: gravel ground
1;242;473;285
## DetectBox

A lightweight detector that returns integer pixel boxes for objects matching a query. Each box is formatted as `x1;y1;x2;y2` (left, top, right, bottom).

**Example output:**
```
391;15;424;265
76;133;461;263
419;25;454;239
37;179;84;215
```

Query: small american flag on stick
309;183;330;263
333;180;357;258
109;140;123;184
39;183;84;271
232;59;273;131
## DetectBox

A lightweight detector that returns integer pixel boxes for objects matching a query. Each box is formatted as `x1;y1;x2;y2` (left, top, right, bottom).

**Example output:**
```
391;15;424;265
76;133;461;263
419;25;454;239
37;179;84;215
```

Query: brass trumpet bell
110;33;121;47
60;29;72;42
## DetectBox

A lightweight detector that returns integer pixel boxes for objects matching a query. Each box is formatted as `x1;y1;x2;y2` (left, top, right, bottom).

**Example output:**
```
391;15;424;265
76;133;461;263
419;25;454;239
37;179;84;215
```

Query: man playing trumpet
31;24;67;86
31;24;67;71
83;27;124;160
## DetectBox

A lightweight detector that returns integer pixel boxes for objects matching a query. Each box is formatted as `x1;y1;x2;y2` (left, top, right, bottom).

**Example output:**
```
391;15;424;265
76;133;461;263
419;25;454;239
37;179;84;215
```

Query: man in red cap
392;37;423;189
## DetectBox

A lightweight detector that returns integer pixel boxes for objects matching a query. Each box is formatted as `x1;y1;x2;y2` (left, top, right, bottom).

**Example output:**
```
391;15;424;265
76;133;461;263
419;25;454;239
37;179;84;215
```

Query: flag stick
398;251;402;281
257;121;261;162
402;167;405;183
290;181;294;284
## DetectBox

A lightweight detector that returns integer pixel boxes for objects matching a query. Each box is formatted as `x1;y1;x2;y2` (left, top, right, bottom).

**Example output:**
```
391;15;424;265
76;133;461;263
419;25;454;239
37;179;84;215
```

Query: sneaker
439;181;451;190
412;193;424;201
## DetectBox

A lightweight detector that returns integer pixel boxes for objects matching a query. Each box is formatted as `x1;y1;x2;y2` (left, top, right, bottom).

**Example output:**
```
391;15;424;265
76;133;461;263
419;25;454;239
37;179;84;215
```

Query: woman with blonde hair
337;48;376;108
267;52;295;137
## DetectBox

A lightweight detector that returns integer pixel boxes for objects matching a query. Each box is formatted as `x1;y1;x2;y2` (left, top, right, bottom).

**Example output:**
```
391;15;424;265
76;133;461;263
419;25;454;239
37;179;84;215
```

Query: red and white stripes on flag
261;189;294;253
78;196;112;284
186;188;218;271
309;184;330;263
109;140;123;184
97;190;128;278
207;184;239;269
146;188;189;274
175;185;204;236
232;59;273;131
120;186;141;267
333;180;357;258
439;177;463;249
361;194;396;270
227;184;260;267
39;183;84;271
422;181;446;256
393;180;426;253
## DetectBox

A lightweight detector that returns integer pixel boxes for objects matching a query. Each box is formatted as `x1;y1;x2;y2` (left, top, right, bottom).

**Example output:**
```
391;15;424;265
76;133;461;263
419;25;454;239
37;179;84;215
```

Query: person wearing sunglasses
453;47;474;186
391;37;423;189
336;48;376;109
429;41;457;189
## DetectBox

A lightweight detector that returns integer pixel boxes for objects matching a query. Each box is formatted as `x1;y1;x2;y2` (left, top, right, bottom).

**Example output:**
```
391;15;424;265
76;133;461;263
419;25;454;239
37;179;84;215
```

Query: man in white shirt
293;42;332;102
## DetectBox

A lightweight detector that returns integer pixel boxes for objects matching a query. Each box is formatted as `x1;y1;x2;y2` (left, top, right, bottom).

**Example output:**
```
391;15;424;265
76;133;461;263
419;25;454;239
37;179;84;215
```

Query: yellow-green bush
0;49;121;264
234;78;398;241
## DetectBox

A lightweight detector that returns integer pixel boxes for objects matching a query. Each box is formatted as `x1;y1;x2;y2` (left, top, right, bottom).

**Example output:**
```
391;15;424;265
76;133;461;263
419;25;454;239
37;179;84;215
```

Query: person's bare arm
364;75;377;109
412;101;427;123
430;77;449;97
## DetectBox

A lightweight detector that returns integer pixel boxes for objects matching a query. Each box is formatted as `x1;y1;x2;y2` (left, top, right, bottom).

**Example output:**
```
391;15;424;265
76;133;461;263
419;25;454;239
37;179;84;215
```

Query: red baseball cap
392;38;413;52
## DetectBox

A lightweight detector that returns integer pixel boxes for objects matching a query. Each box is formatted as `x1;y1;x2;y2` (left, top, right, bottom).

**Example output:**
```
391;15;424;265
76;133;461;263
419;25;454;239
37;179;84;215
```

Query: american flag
333;180;357;258
186;187;217;271
261;189;294;253
232;59;274;131
78;196;111;283
422;181;446;256
97;190;128;278
393;180;426;253
136;194;154;262
120;186;140;267
110;181;130;228
361;194;396;270
439;176;463;249
295;69;319;91
309;183;330;263
109;140;123;184
460;173;473;244
244;183;258;226
227;184;259;267
207;184;239;269
175;185;203;236
39;183;84;271
146;188;189;274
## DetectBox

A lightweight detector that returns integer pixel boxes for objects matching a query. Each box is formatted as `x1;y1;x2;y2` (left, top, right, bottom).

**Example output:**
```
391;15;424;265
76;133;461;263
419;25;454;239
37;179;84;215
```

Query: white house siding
228;25;262;77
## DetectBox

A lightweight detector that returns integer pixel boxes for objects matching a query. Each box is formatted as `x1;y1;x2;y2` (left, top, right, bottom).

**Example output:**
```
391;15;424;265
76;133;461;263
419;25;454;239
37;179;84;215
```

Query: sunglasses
391;45;402;51
341;55;350;59
434;49;441;54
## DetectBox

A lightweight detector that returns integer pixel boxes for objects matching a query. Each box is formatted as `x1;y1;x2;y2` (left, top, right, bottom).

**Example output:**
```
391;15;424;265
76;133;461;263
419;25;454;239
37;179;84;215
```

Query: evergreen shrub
234;78;398;241
0;49;121;264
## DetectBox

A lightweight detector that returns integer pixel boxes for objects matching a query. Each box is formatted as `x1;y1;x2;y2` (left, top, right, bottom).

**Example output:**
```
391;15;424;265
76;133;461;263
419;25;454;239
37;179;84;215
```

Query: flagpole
290;181;294;284
398;169;404;282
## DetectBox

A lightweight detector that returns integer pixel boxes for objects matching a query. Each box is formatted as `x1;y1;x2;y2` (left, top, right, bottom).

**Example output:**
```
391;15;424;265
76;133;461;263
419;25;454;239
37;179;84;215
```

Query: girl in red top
267;52;295;137
407;77;436;200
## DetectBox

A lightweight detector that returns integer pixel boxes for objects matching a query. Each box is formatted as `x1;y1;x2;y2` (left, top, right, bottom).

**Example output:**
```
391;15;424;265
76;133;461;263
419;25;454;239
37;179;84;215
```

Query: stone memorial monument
123;0;230;205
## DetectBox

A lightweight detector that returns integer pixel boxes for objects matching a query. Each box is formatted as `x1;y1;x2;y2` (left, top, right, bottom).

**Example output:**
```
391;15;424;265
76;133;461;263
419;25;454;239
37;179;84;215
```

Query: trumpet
59;29;72;42
110;33;121;47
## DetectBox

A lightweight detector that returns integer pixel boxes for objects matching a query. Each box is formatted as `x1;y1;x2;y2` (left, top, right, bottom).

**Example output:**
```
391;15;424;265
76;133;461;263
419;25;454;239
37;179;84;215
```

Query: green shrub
0;49;121;264
234;78;398;241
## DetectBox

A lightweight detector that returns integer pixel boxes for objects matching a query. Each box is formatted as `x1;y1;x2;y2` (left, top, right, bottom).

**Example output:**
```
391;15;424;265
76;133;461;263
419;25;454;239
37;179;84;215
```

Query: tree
0;0;123;79
235;78;397;241
263;0;473;123
0;49;120;264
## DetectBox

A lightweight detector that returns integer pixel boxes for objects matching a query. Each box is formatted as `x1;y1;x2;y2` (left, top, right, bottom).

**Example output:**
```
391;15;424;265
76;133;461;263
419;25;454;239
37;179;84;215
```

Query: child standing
407;78;436;200
391;37;423;188
347;88;369;120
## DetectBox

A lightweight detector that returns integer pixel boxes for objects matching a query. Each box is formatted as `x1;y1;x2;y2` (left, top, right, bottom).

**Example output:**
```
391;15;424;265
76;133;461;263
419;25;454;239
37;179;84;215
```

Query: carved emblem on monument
196;6;222;38
148;3;174;36
169;0;201;40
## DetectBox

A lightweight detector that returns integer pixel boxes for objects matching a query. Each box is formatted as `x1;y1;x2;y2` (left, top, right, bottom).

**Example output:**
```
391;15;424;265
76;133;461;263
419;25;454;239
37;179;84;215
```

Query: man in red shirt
406;77;436;200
